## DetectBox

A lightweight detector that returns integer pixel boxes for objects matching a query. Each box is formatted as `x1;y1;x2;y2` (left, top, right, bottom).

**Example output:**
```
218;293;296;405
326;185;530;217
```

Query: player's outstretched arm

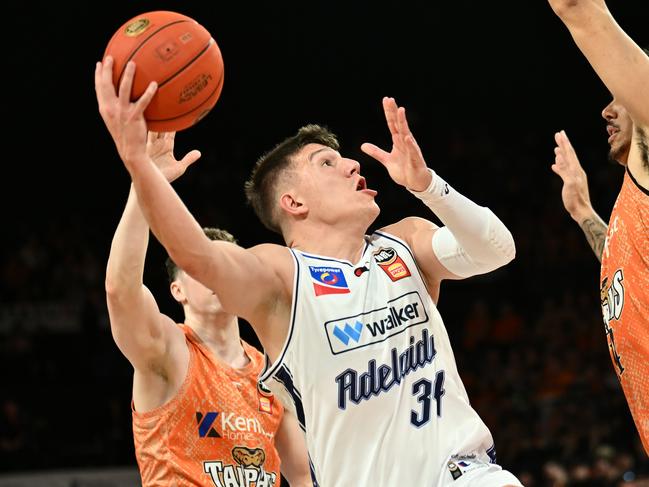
551;130;607;262
362;97;515;287
106;132;199;372
274;411;313;487
95;58;290;332
547;0;649;127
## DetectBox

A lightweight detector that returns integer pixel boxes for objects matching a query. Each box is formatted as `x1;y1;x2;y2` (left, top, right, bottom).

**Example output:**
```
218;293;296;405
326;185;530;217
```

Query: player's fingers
134;81;158;114
383;97;399;136
361;142;390;166
397;106;412;137
118;61;136;108
95;58;116;104
181;149;202;168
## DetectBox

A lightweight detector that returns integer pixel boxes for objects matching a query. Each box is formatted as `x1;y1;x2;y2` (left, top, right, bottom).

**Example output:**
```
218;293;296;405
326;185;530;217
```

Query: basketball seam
157;39;215;91
147;69;224;122
116;19;193;93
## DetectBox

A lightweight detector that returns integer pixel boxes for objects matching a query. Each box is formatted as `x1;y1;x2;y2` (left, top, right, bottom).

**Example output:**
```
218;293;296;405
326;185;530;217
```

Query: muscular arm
551;130;608;262
363;97;515;289
548;0;649;127
95;58;290;340
105;186;183;372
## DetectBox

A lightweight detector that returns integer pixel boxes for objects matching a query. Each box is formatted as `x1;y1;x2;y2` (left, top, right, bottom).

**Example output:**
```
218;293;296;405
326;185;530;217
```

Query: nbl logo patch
309;266;350;296
373;247;411;282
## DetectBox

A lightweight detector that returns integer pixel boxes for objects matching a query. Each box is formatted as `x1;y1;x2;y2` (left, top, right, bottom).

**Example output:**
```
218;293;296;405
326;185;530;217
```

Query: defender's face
292;143;380;224
175;271;223;315
602;99;633;166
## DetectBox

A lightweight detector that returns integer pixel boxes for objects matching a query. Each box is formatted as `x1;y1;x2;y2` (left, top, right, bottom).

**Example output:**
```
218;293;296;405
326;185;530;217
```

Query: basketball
103;11;224;132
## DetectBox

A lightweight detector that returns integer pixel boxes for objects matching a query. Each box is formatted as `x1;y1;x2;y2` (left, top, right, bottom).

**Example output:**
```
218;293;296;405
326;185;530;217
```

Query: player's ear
279;191;308;217
170;280;185;304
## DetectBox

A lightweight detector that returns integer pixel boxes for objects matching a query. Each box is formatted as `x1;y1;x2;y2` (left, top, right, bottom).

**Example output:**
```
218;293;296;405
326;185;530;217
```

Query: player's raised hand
94;57;157;168
361;97;432;192
551;130;594;222
146;132;201;183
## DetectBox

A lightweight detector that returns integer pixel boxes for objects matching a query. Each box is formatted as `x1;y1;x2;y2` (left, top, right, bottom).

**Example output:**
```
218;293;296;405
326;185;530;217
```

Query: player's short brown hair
165;227;236;282
244;124;340;234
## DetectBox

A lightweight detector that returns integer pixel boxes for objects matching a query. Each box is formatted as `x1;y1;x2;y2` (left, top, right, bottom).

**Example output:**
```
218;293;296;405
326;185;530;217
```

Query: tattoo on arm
579;217;608;263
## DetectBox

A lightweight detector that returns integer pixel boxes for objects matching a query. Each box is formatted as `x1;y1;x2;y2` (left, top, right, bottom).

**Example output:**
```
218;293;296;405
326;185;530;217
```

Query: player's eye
321;159;333;167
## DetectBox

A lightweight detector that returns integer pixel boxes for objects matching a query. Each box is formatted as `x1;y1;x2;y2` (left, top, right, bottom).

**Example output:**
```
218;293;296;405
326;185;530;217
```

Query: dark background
2;1;649;485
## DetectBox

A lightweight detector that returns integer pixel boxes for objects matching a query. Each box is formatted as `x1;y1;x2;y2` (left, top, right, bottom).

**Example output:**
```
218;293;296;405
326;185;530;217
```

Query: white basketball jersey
260;231;497;487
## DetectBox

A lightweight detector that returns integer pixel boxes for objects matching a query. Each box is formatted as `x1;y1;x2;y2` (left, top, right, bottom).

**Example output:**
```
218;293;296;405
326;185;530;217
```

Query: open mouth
356;177;367;191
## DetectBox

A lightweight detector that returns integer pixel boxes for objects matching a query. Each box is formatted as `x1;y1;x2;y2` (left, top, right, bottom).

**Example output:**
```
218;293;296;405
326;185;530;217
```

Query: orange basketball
103;11;224;132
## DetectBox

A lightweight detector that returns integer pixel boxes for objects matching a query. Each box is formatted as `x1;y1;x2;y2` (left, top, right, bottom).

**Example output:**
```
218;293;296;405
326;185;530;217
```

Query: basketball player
95;57;522;485
548;0;649;454
105;131;312;486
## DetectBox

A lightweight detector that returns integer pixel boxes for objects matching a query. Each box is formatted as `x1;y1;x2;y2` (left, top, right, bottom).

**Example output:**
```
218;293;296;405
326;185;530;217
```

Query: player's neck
287;218;369;264
186;314;249;369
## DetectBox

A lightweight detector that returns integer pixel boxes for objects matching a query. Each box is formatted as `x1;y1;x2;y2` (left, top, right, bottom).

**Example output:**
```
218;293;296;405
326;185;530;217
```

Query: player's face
292;143;380;225
602;99;633;166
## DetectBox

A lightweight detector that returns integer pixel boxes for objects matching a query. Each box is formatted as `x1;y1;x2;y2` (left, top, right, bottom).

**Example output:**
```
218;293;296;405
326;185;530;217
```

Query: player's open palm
95;57;157;169
146;132;201;183
551;130;593;221
361;97;432;192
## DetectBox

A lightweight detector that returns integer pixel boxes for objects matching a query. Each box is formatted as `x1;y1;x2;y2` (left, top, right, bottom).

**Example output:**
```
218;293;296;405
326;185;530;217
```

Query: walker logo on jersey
373;247;411;282
203;446;278;486
332;321;363;346
309;266;350;296
196;412;221;438
325;291;428;355
196;411;274;441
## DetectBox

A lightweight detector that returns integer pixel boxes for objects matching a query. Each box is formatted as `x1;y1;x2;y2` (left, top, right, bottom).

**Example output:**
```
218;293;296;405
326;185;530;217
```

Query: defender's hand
551;130;594;222
146;132;201;183
361;97;432;192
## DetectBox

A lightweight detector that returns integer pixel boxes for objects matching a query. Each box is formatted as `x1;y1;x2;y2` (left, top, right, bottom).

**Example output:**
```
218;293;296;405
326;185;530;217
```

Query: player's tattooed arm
578;215;608;262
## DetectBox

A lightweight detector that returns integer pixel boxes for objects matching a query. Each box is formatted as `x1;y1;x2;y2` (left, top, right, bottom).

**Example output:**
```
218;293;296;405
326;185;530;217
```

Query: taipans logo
324;291;428;355
600;270;625;376
309;266;350;296
373;247;411;282
196;411;275;440
203;446;278;486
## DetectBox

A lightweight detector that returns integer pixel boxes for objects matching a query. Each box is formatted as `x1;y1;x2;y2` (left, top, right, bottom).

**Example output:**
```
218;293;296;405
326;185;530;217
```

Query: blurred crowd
2;122;648;486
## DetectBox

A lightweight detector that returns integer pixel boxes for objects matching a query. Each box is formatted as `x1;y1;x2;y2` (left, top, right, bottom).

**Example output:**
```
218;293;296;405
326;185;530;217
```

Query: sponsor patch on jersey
309;266;350;296
324;291;428;354
258;396;273;414
373;247;411;282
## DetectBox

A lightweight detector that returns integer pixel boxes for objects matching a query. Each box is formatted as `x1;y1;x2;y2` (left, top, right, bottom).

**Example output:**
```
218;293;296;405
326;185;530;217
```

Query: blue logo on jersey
332;321;363;345
325;291;428;355
309;266;350;296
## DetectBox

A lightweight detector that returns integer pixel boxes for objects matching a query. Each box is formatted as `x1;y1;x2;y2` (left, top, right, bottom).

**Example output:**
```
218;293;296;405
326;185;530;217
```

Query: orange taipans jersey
600;169;649;455
133;325;283;486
